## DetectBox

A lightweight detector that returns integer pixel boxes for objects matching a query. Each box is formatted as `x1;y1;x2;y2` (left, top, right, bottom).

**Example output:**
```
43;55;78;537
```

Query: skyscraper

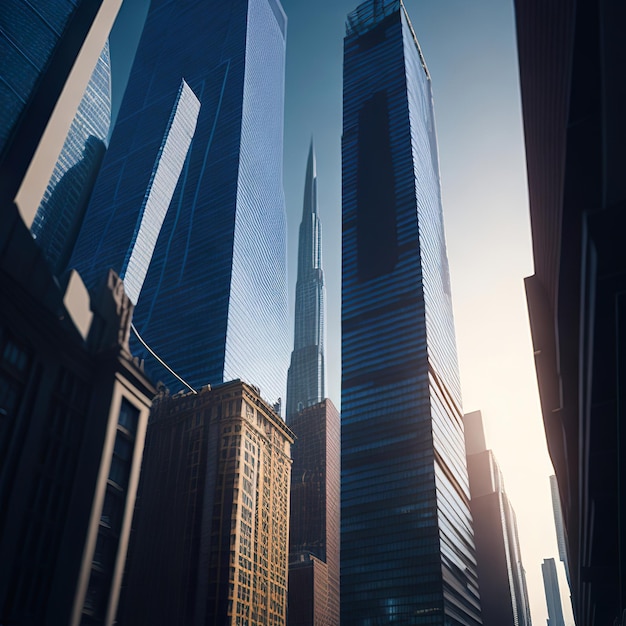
542;559;566;626
0;0;120;210
516;0;626;622
69;0;290;407
341;1;481;623
549;475;570;588
288;399;340;626
286;141;326;419
118;380;294;625
30;40;113;279
464;411;532;626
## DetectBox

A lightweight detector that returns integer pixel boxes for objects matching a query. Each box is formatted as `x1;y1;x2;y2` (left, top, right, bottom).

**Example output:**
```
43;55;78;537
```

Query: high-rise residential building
30;41;113;279
118;380;294;625
515;0;626;623
549;475;570;588
0;202;155;626
542;559;566;626
464;411;532;626
0;0;121;210
341;1;481;623
286;141;326;419
68;0;290;408
287;399;340;626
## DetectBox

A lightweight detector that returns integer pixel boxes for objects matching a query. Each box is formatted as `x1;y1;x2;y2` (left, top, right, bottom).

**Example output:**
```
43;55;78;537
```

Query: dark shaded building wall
0;202;154;626
515;0;626;623
288;399;340;625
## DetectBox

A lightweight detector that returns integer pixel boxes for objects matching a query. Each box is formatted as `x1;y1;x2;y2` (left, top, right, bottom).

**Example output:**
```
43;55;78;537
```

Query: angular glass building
69;0;290;408
286;141;326;419
0;0;113;208
341;0;482;623
30;40;112;279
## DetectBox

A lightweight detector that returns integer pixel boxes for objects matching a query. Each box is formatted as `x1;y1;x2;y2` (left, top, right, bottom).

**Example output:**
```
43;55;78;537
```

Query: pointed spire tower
286;139;326;420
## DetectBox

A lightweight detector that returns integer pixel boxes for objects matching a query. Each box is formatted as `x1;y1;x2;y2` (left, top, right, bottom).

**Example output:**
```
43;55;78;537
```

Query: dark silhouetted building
340;0;481;623
515;0;626;623
542;559;566;626
464;411;532;626
119;380;294;625
0;201;155;626
288;399;340;626
286;141;326;419
69;0;290;406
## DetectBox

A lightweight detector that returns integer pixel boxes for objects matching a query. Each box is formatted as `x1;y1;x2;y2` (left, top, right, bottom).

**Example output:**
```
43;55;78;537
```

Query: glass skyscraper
286;141;326;419
30;40;112;279
0;0;111;207
69;0;290;408
341;1;481;623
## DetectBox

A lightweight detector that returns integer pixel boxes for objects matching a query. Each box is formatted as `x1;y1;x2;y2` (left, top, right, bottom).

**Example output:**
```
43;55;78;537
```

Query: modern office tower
287;399;340;626
286;141;326;419
341;1;481;623
0;202;155;626
542;559;566;626
69;0;290;408
515;0;626;623
30;41;113;279
464;411;532;626
549;475;570;587
0;0;120;210
118;380;294;625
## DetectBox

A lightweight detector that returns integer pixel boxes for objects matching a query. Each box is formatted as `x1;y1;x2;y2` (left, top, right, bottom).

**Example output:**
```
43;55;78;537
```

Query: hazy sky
280;0;572;623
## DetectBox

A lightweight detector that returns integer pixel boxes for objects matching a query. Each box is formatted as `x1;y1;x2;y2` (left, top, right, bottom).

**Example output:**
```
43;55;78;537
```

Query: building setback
287;399;340;626
515;0;626;622
340;0;481;623
0;201;155;626
69;0;290;407
464;411;532;626
118;380;294;625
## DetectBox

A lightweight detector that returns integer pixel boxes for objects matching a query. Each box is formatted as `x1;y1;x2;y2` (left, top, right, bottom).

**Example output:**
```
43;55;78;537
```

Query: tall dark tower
286;141;326;419
341;0;481;623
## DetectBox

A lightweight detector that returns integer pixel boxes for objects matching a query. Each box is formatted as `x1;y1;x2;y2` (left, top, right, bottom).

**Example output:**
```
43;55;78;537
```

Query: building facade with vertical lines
69;0;290;408
30;40;112;280
341;0;481;623
118;380;294;625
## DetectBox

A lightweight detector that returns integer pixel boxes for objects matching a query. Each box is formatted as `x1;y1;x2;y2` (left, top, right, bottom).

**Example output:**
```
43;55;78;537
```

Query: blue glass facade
31;40;112;278
69;0;290;408
0;0;106;206
286;141;326;419
0;0;79;155
341;1;482;623
121;79;200;305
